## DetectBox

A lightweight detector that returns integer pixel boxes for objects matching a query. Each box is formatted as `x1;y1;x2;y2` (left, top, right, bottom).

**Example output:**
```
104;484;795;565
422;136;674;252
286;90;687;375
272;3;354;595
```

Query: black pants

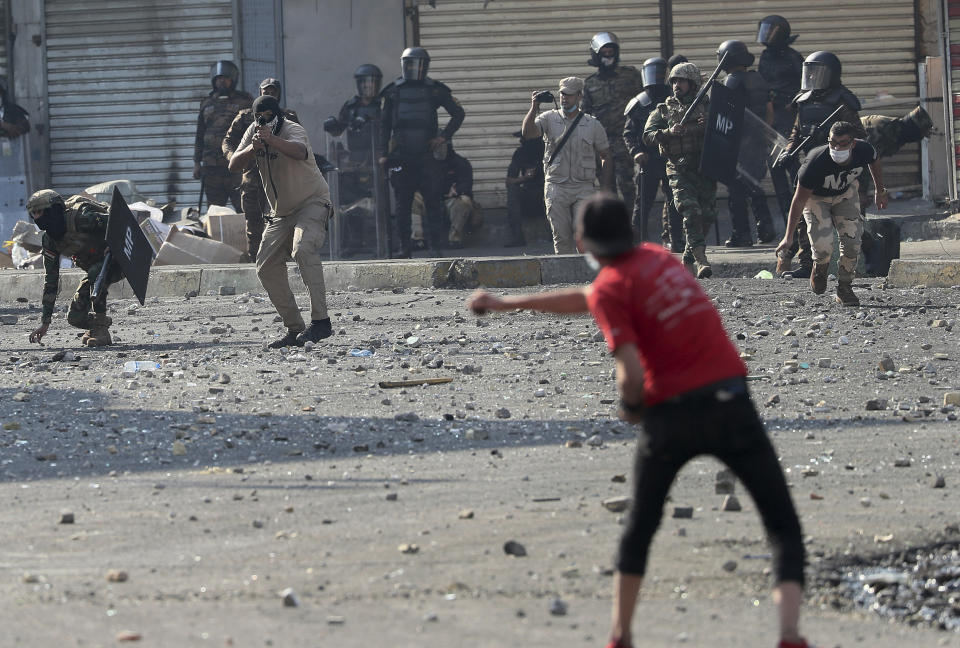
633;157;680;244
727;177;775;242
616;378;805;585
390;155;445;252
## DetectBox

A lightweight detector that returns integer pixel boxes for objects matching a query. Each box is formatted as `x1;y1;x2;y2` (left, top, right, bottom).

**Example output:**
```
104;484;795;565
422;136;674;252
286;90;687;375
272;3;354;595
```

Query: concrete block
323;260;449;291
440;257;541;288
886;259;960;288
539;255;596;285
113;267;202;301
199;265;262;295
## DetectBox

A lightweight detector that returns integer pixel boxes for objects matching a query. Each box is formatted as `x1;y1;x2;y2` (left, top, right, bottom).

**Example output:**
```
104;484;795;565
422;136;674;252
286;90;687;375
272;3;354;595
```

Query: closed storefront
419;0;922;208
44;0;236;207
418;0;662;209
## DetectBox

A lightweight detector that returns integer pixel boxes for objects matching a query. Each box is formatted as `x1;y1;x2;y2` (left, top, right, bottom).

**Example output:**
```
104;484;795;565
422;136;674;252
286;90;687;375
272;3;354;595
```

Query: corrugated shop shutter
0;0;7;80
947;0;960;198
671;0;921;194
418;0;662;209
45;0;236;208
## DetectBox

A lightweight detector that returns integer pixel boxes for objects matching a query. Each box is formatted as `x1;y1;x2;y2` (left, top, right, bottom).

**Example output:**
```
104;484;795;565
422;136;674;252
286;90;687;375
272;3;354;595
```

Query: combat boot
682;252;696;276
692;246;712;279
296;318;333;345
83;314;113;347
835;281;859;307
810;262;829;294
757;219;776;244
775;253;792;276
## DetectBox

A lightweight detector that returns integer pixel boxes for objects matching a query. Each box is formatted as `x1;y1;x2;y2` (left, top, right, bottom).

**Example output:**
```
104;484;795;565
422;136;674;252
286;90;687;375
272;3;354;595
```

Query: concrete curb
886;259;960;288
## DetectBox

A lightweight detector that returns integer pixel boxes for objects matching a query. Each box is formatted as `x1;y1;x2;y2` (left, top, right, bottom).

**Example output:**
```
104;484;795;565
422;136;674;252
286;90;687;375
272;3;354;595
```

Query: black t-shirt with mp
798;140;877;197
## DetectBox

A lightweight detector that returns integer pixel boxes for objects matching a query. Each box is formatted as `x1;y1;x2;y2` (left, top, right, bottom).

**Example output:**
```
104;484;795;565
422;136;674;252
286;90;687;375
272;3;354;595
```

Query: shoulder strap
546;111;585;166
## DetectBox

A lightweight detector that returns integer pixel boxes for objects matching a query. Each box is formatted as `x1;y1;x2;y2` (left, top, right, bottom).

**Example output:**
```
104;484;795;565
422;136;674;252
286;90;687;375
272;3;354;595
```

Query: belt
664;376;747;405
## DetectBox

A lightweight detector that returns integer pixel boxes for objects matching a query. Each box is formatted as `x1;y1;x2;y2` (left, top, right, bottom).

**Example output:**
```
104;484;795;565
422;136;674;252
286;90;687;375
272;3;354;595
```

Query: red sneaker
778;638;809;648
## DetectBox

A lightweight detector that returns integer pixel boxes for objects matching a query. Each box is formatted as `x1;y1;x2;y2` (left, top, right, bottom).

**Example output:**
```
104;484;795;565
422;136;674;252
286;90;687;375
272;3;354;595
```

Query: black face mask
34;203;66;239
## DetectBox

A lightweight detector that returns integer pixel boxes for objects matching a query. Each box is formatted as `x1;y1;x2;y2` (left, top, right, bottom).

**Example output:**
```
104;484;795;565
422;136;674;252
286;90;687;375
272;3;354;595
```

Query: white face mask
584;253;602;272
829;147;851;164
600;56;616;67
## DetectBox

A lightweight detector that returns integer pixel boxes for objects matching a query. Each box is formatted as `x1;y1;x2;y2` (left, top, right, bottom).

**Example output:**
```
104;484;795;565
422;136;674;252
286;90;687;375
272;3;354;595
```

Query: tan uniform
535;109;609;253
238;120;331;331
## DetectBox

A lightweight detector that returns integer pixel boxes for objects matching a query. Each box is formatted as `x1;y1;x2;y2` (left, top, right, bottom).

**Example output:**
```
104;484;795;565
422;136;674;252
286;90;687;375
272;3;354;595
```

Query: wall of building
282;0;406;159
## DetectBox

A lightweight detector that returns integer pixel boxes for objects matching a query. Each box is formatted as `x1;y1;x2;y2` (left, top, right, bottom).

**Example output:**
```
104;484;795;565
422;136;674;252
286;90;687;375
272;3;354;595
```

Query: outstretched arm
468;287;590;315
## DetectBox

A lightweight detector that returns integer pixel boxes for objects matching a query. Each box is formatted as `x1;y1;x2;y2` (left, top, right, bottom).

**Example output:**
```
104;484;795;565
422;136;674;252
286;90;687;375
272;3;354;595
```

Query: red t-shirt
586;244;747;406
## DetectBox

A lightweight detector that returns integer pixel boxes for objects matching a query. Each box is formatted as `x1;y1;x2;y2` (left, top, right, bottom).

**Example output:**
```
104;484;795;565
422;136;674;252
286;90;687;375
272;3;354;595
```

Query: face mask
257;114;279;131
829;147;851;163
34;206;66;239
600;56;615;67
563;102;579;114
584;253;602;272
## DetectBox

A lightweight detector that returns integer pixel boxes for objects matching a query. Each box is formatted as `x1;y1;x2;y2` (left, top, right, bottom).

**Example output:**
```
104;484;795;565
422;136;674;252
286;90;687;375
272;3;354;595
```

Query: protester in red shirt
468;193;809;648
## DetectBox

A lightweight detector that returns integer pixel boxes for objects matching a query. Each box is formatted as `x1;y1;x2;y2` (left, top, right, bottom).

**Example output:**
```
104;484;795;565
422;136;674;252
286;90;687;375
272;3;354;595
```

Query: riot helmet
641;57;668;89
757;15;795;49
401;48;430;81
668;62;701;90
717;40;755;71
354;64;383;100
210;60;239;90
801;51;841;91
589;32;620;68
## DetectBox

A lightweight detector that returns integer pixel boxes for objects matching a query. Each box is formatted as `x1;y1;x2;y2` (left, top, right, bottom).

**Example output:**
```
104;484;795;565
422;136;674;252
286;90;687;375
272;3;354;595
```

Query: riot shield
700;83;746;182
737;108;789;189
328;118;386;259
106;187;154;305
0;136;29;244
325;135;343;260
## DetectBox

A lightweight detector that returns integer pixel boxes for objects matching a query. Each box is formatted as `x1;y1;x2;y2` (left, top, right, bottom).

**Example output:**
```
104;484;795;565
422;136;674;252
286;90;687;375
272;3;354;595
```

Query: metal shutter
948;0;960;198
671;0;920;193
418;0;662;209
45;0;235;208
0;0;7;80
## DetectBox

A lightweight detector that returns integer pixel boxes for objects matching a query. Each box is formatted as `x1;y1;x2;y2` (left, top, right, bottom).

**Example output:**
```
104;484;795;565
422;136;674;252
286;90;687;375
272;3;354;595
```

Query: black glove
322;117;340;134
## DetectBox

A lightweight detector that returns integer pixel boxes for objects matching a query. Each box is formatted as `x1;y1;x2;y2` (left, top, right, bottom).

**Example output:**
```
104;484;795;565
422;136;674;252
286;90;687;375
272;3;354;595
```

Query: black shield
700;83;746;182
107;186;154;305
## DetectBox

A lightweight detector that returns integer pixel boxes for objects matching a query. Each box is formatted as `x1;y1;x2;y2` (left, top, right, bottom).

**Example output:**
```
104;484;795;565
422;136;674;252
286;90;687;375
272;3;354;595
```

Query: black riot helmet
401;47;430;81
354;64;383;99
641;57;667;89
588;32;620;68
210;60;239;90
801;51;842;91
717;40;755;71
667;54;687;69
757;15;796;49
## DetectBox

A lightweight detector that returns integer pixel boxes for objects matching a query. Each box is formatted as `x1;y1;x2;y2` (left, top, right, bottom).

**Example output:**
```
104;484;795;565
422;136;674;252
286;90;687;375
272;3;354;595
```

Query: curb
886;259;960;288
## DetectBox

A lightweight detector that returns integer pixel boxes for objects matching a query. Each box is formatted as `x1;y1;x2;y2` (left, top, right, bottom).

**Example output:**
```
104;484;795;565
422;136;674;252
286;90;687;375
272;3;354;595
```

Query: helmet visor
757;22;784;46
642;61;666;88
801;63;831;91
401;58;428;81
356;75;381;99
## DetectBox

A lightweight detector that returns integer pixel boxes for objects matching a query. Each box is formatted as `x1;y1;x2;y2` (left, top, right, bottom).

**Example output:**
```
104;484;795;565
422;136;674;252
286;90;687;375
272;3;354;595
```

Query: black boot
268;329;304;349
296;318;333;344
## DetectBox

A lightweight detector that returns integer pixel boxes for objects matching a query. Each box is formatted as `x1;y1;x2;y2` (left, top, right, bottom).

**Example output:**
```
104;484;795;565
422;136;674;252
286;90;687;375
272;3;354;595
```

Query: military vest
796;86;861;148
54;196;109;269
199;90;253;170
343;97;382;162
655;96;708;166
391;80;438;158
757;47;803;109
584;65;643;145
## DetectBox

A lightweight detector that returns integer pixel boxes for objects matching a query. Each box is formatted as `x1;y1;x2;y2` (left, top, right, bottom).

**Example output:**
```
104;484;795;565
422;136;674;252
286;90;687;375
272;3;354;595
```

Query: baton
679;52;729;127
92;250;112;300
197;173;205;215
637;165;646;243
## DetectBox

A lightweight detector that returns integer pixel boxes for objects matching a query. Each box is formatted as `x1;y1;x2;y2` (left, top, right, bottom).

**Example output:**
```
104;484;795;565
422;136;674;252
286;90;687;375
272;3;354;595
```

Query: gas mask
829;147;851;164
33;204;67;240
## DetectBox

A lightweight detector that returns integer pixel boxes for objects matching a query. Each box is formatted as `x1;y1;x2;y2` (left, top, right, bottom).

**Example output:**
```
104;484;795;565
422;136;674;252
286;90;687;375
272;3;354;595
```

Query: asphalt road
0;278;958;647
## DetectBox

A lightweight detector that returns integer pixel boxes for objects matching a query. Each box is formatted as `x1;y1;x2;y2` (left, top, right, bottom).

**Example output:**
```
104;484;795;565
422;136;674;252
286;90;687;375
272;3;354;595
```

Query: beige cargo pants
256;196;331;331
544;180;595;254
802;183;863;282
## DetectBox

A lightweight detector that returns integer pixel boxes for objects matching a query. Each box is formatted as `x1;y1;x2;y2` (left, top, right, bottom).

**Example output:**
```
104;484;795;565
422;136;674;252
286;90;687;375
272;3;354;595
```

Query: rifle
91;250;113;300
778;105;845;164
679;52;728;127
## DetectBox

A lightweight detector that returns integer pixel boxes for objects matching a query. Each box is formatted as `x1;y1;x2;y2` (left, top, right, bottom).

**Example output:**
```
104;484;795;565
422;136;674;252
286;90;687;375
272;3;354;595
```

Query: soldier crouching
26;190;123;347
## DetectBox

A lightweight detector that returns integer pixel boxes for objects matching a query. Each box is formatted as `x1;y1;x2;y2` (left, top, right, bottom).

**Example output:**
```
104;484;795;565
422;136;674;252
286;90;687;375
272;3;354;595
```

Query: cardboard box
139;218;173;255
154;229;245;266
204;212;247;254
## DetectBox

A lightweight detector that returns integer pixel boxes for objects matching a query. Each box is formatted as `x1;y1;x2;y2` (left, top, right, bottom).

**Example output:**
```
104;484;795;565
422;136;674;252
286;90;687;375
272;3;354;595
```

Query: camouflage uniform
195;88;253;211
583;65;644;215
862;107;933;159
223;107;300;259
804;184;862;285
39;196;124;330
643;95;716;271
